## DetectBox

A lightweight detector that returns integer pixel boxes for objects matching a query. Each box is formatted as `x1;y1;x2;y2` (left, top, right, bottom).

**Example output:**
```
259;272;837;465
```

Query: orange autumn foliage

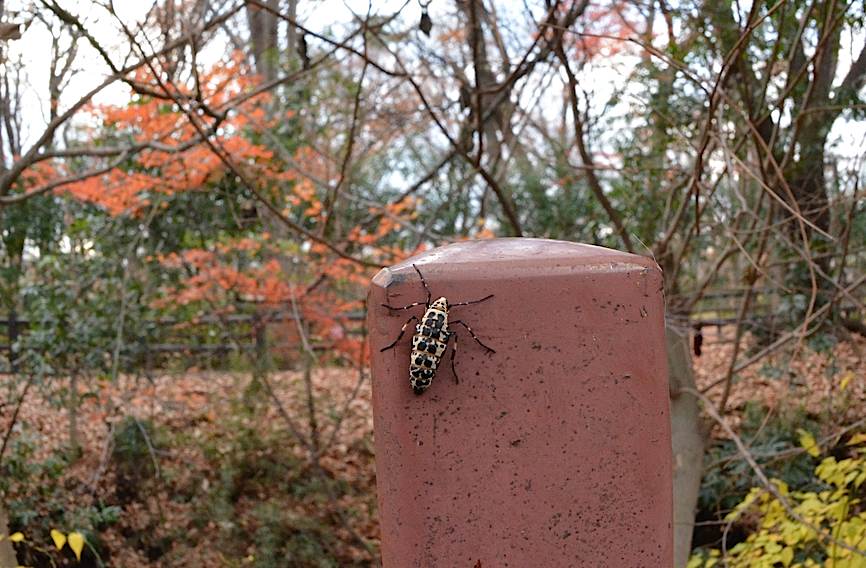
534;1;637;60
19;160;58;189
61;58;276;215
572;2;637;58
152;229;410;364
51;54;422;365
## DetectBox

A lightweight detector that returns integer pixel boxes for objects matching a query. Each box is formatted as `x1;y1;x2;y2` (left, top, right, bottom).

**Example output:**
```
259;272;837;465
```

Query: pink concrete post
368;238;671;566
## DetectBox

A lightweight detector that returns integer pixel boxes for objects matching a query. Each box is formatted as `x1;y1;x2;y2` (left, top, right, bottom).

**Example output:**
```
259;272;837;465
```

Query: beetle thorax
430;297;448;311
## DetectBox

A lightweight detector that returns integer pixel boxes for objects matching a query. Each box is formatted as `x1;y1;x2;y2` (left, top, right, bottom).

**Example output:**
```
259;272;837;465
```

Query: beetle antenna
412;264;432;307
449;294;494;307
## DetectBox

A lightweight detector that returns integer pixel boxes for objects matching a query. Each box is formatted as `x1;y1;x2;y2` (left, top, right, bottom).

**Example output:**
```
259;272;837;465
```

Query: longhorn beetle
381;264;495;395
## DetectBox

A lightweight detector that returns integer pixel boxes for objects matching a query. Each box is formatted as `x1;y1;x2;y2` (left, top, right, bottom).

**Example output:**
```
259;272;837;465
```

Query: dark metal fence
0;310;366;373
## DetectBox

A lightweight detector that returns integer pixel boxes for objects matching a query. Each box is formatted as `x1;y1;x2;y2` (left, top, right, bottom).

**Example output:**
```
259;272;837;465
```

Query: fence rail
0;310;365;373
0;285;861;372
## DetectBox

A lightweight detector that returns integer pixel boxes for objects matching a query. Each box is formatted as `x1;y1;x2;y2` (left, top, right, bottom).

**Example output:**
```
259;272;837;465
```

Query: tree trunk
667;324;709;567
68;373;81;458
245;0;280;81
0;505;17;568
788;129;831;237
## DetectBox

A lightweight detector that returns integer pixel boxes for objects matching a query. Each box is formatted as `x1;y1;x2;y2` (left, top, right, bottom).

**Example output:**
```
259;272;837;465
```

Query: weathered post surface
368;238;671;567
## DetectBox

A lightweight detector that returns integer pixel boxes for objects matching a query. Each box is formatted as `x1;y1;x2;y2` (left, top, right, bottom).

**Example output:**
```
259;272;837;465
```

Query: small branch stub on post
368;238;672;566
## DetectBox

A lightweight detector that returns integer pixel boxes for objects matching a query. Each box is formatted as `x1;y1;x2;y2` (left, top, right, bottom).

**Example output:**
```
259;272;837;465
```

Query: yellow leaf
67;532;85;561
9;532;24;542
846;433;866;447
50;529;66;551
798;429;820;458
839;371;854;390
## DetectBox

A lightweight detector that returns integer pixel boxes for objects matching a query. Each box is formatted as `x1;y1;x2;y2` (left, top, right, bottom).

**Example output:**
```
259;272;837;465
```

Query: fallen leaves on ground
2;330;864;566
2;367;377;567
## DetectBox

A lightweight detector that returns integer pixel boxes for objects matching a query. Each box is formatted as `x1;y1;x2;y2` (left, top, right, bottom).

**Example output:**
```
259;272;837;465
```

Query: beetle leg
449;331;459;384
380;315;419;352
450;320;495;353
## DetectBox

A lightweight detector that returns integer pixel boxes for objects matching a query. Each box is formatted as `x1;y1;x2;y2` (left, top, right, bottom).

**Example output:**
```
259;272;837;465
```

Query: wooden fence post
368;238;672;566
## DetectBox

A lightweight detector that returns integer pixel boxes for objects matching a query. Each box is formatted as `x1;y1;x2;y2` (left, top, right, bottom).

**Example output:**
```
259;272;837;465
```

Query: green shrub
689;431;866;567
1;424;116;566
111;416;162;504
698;402;819;520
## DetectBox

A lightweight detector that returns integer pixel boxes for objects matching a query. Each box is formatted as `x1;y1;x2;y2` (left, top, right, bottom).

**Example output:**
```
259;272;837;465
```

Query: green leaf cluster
690;433;866;567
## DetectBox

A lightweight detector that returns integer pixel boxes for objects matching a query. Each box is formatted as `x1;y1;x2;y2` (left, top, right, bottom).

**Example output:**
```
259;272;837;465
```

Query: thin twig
685;387;866;559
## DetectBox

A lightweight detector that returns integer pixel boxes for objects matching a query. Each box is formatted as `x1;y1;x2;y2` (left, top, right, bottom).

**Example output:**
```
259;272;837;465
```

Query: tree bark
0;505;17;568
667;324;709;568
246;0;280;81
0;9;26;562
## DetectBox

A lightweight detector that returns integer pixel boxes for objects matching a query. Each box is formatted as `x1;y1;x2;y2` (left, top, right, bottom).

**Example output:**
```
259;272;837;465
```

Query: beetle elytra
381;264;495;395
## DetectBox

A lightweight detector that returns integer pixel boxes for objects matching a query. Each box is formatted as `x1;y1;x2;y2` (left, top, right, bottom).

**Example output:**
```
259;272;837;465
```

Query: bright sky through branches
4;0;866;176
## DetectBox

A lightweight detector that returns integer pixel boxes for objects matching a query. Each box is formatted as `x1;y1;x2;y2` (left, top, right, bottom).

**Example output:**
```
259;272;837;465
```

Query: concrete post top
367;237;672;567
372;238;660;286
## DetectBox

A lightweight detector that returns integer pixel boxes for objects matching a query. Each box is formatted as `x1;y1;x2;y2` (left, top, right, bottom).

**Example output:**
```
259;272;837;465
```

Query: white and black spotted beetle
381;264;495;395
